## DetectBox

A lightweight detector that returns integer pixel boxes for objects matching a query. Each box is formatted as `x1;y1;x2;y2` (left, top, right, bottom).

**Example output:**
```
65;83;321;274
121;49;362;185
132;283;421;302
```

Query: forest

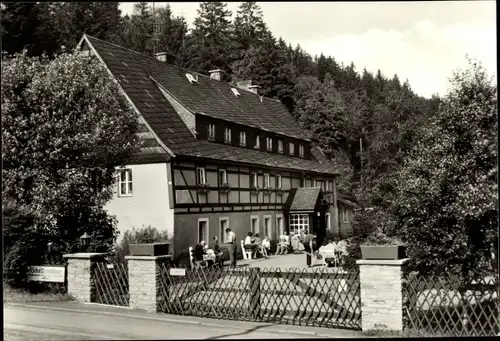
0;1;451;222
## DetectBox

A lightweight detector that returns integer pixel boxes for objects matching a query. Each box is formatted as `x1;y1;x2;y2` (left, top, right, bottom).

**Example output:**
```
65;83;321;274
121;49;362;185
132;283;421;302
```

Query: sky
119;1;496;99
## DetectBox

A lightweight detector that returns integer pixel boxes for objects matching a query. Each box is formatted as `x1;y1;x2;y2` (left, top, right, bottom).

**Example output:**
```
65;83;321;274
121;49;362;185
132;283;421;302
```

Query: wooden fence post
249;267;261;320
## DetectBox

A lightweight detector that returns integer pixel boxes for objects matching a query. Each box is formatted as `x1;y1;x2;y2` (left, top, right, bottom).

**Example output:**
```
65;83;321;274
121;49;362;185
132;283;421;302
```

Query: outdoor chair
188;246;209;269
240;240;253;260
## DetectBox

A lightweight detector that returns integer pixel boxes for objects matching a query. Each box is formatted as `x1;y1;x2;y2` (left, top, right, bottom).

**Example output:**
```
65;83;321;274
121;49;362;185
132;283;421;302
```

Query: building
77;34;345;259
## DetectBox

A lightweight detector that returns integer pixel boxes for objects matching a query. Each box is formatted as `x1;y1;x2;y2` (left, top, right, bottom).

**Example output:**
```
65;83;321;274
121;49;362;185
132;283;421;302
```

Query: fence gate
158;265;361;330
403;273;499;336
94;261;129;307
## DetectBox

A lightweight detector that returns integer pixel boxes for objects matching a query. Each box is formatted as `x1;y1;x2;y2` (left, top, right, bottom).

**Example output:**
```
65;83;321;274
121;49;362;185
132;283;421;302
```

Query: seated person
276;231;290;255
192;242;208;267
244;232;257;254
252;233;264;258
210;235;224;267
290;232;300;253
261;236;271;258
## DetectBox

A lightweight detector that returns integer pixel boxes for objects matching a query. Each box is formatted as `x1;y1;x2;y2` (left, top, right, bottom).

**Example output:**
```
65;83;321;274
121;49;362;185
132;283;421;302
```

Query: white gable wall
105;162;174;246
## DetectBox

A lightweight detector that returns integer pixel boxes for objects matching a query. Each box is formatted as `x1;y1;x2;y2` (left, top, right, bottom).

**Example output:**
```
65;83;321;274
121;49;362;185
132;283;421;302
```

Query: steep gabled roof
285;187;322;212
82;35;338;175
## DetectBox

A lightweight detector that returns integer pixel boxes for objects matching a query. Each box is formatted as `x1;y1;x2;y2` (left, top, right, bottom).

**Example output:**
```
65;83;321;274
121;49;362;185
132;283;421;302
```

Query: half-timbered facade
78;35;343;258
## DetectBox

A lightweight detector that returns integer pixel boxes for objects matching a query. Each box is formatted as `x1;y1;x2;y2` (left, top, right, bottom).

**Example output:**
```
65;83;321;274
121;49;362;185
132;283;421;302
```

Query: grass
3;283;73;303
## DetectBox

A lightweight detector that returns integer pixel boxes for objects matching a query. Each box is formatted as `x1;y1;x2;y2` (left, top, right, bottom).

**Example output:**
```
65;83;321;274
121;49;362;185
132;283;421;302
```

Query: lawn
3;283;72;303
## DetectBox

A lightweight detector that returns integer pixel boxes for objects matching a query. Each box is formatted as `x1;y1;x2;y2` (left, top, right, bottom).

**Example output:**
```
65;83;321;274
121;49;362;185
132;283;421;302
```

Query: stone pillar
356;258;410;331
63;252;106;302
126;255;172;312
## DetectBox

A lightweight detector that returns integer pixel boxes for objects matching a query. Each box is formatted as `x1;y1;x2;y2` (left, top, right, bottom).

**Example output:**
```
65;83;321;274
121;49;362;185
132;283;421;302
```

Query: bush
114;226;172;263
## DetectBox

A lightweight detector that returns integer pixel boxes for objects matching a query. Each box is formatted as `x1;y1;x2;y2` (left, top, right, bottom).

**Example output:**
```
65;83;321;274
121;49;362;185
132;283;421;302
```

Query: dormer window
299;144;304;157
208;124;215;140
185;73;199;84
289;142;295;155
239;131;246;146
277;140;283;153
266;137;273;151
254;135;260;149
224;128;231;144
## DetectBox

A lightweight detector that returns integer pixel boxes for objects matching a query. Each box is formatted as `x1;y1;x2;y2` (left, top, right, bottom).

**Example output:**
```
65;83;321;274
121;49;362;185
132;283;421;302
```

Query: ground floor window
219;217;229;242
264;216;272;238
276;215;284;236
198;218;208;243
289;214;309;235
251;216;259;234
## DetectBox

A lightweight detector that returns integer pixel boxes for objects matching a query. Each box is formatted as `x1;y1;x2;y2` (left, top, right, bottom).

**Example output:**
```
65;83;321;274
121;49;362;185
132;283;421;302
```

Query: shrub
114;226;172;263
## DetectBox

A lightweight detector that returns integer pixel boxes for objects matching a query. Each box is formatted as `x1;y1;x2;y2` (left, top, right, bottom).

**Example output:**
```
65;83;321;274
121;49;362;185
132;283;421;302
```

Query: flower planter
129;243;170;257
360;245;406;260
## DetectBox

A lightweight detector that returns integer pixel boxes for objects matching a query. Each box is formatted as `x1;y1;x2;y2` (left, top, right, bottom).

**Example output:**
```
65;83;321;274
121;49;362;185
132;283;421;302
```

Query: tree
179;2;233;78
153;5;188;58
232;1;268;56
2;51;140;278
114;2;152;54
391;59;498;279
1;3;43;56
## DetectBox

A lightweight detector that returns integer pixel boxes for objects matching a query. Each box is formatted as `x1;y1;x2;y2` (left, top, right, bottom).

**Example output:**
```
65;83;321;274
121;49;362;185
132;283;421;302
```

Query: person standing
303;233;320;267
226;227;237;267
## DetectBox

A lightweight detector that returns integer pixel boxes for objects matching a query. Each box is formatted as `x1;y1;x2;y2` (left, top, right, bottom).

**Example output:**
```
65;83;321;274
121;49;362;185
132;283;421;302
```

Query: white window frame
219;169;227;185
266;137;273;151
197;167;206;184
219;217;229;242
240;131;246;146
277;139;283;153
299;144;304;157
264;173;271;188
118;168;133;197
208;124;215;140
250;215;260;234
263;215;272;239
198;218;209;243
342;207;349;223
224;127;231;144
250;172;258;188
276;174;282;189
254;135;260;149
289;142;295;155
289;213;309;235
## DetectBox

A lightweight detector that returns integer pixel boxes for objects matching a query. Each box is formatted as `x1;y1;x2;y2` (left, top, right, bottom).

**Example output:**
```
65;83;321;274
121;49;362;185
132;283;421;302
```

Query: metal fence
403;272;499;336
158;265;361;330
94;261;129;307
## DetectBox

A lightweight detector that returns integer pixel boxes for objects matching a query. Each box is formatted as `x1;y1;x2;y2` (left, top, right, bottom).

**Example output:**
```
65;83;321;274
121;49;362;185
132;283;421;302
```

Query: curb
5;302;346;337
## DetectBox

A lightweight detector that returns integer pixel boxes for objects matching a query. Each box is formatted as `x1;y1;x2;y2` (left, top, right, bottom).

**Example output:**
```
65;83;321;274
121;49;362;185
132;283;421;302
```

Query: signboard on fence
169;268;186;277
27;265;66;283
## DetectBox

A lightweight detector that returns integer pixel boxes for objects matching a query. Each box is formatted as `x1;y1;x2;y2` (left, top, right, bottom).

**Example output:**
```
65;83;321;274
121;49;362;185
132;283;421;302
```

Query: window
277;140;283;153
276;174;282;189
326;213;331;231
264;216;272;238
208;124;215;140
266;137;273;151
250;172;258;188
218;169;227;185
342;207;349;222
264;173;271;188
197;167;206;184
326;181;332;192
198;218;208;243
239;131;246;146
315;180;323;189
289;142;295;155
118;169;133;196
224;127;231;144
276;215;284;236
254;135;260;149
251;216;259;234
289;214;309;235
299;144;304;157
219;217;229;242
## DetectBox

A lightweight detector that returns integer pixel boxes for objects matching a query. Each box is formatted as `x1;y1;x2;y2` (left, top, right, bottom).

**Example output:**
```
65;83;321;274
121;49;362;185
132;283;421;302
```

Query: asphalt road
4;303;355;340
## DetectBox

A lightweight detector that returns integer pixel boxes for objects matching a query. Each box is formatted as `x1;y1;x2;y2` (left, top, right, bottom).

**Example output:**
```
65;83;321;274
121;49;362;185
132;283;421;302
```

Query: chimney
236;80;261;94
155;52;176;65
209;69;223;81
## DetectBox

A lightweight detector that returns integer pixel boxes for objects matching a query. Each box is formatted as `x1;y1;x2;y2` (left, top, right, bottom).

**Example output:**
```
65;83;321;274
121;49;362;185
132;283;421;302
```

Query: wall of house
173;210;283;257
104;163;174;244
338;204;354;239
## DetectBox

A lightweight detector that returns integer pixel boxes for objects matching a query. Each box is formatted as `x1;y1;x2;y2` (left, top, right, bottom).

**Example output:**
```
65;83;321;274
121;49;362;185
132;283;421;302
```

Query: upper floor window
250;172;258;188
266;137;273;151
208;124;215;140
276;174;282;189
224;128;231;144
299;144;304;157
289;142;295;155
326;180;332;192
219;169;227;185
277;140;283;153
197;167;206;184
118;169;133;196
264;173;271;188
254;135;260;149
239;131;246;146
